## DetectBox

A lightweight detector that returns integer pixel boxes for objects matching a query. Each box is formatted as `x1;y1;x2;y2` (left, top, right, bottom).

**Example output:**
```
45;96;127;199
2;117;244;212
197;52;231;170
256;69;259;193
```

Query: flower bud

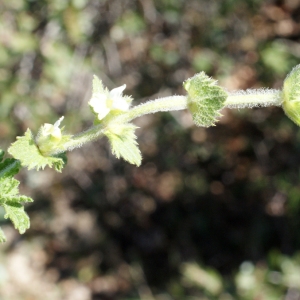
282;64;300;126
36;116;64;154
183;72;228;127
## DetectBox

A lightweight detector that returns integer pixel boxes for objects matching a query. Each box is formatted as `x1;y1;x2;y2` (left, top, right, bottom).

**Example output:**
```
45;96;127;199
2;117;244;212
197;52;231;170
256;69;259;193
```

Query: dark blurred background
1;0;300;299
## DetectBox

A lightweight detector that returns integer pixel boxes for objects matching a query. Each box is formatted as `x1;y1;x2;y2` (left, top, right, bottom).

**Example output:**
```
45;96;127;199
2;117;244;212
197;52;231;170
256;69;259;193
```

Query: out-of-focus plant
1;64;300;242
174;251;300;300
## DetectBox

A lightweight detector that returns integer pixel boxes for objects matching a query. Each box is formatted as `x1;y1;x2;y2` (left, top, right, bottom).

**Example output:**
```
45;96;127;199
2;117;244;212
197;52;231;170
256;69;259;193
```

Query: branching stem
50;96;188;154
50;90;283;154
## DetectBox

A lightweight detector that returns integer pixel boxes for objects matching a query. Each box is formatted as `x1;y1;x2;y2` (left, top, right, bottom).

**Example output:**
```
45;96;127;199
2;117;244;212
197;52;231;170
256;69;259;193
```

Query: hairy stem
114;95;188;123
50;95;188;154
48;124;105;154
225;89;282;108
49;90;284;155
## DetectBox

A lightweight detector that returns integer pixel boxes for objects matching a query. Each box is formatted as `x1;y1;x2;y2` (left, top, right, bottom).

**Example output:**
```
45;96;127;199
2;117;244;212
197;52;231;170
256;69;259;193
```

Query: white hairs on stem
225;88;282;109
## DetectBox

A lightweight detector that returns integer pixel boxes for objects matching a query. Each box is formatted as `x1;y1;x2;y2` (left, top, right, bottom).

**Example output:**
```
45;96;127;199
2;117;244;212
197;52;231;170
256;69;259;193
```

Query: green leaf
0;177;19;198
92;74;106;95
0;158;21;180
0;149;4;162
8;129;65;172
0;155;33;240
0;228;6;243
3;201;31;234
105;123;142;166
183;72;228;127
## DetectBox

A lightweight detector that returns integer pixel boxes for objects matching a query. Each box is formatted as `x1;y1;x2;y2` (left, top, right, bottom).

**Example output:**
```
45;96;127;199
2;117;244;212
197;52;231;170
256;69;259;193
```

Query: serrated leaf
0;158;21;180
0;177;20;197
183;72;228;127
0;228;6;243
3;202;30;234
0;192;33;236
105;124;142;166
8;129;65;172
0;156;33;241
92;74;106;95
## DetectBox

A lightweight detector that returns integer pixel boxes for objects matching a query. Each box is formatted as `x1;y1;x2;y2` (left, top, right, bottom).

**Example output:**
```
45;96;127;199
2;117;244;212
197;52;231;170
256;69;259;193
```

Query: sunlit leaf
184;72;227;127
105;123;142;166
8;129;65;172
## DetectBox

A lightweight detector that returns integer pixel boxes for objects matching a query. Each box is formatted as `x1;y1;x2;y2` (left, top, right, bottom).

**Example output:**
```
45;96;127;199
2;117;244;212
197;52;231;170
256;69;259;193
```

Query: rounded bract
282;64;300;126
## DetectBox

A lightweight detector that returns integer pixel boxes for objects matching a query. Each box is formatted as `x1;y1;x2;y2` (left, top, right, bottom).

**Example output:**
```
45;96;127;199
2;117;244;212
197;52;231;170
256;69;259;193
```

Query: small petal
50;116;64;139
89;94;107;114
36;117;64;148
97;107;111;120
54;116;64;128
51;126;62;140
110;84;126;98
43;124;54;136
89;78;132;121
112;98;130;111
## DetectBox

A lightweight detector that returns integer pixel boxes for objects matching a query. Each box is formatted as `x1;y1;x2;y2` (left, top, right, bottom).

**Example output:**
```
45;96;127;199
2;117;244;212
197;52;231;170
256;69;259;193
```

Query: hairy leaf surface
0;153;33;241
184;72;228;127
105;124;142;166
8;129;65;171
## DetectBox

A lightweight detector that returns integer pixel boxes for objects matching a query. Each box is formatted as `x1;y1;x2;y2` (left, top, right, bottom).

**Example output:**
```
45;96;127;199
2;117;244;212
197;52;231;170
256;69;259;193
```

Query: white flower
36;116;64;146
89;83;130;120
45;116;64;139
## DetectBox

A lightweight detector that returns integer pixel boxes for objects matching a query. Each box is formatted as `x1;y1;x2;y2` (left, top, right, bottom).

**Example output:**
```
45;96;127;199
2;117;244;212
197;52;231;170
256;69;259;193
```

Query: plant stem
114;95;188;123
51;90;283;154
51;95;188;154
53;123;105;153
225;89;282;108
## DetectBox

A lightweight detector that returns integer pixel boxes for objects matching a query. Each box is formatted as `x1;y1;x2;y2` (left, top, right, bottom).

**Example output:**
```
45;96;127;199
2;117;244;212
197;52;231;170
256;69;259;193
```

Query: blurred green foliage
0;0;300;299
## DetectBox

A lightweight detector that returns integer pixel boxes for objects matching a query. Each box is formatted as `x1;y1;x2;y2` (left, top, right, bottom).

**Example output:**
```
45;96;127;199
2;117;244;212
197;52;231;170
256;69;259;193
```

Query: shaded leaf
0;149;4;162
0;158;21;180
0;228;6;243
0;154;33;240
